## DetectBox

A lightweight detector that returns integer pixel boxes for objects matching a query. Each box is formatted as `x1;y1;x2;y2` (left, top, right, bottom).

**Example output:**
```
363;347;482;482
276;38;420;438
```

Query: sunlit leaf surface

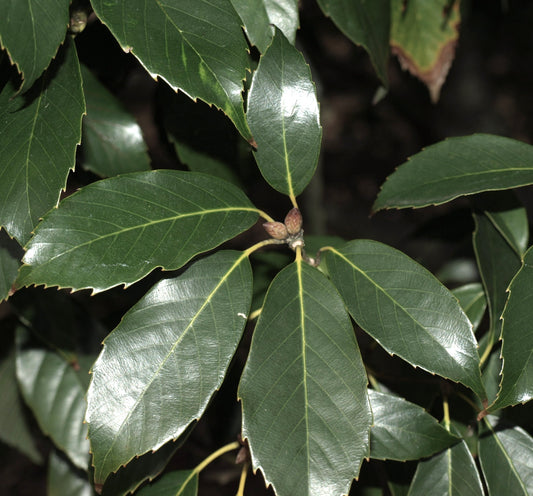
48;450;93;496
451;283;487;333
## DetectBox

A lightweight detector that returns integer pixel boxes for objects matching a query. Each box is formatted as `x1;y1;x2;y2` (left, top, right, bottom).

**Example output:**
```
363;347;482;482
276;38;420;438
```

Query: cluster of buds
263;208;304;250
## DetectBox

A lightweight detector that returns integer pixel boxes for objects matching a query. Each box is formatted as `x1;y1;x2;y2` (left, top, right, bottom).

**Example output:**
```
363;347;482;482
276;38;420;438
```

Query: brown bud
284;208;303;235
263;221;288;240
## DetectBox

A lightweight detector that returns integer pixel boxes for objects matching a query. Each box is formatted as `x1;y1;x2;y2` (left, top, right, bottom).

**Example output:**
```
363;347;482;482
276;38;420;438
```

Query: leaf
325;240;485;399
239;256;371;496
136;470;198;496
0;39;85;245
230;0;299;52
451;283;487;333
315;0;390;86
478;418;533;495
0;0;70;91
16;170;259;293
0;229;21;301
15;327;90;470
80;65;150;177
48;450;94;496
86;251;252;485
368;389;458;461
390;0;460;102
100;441;181;496
473;211;520;341
90;0;251;140
408;435;484;496
0;349;43;464
489;246;533;411
373;134;533;211
247;29;322;200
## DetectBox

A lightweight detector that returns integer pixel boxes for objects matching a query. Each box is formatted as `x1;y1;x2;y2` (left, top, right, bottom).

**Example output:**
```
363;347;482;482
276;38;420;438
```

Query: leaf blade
86;251;252;484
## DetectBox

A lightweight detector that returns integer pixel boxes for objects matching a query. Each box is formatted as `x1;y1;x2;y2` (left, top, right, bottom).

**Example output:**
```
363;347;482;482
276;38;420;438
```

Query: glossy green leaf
0;39;85;245
86;251;252;485
451;283;487;333
16;170;259;293
0;229;21;301
316;0;390;86
136;470;198;496
90;0;251;140
247;29;322;199
390;0;460;102
230;0;299;52
482;351;503;406
373;135;533;211
368;390;458;461
239;257;371;496
15;328;89;470
101;442;181;496
408;435;484;496
81;65;150;177
489;246;533;411
325;240;485;399
48;450;94;496
0;349;43;464
473;211;520;342
478;418;533;495
0;0;70;91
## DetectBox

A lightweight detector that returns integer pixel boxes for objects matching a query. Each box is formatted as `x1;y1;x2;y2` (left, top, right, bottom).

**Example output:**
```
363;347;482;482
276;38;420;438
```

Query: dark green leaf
90;0;251;140
0;39;85;244
15;328;89;470
239;256;371;496
482;351;503;406
368;390;458;461
0;229;21;301
0;0;70;90
48;450;94;496
87;251;252;485
451;283;487;333
0;349;43;464
373;135;533;211
230;0;299;52
247;29;322;199
478;418;533;495
489;246;533;410
408;436;484;495
316;0;389;85
81;65;150;177
136;470;198;496
325;240;485;398
390;0;460;102
101;442;181;496
16;171;259;293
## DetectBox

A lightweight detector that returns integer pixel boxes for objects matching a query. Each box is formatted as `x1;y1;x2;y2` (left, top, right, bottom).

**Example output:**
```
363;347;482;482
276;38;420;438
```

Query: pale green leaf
451;283;487;333
373;135;533;211
81;65;150;177
478;418;533;495
0;0;70;91
408;436;484;496
239;257;371;496
0;39;85;245
136;470;198;496
325;240;485;399
247;29;322;199
390;0;460;102
0;349;43;464
15;327;89;470
369;390;458;461
316;0;390;85
489;246;533;410
90;0;251;140
0;229;21;301
48;450;94;496
16;170;259;293
230;0;299;52
87;251;252;485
